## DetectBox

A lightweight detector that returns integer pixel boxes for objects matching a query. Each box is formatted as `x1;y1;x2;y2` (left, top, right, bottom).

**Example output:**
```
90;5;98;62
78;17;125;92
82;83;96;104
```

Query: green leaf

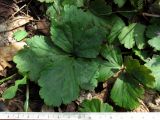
148;36;160;51
114;0;127;7
145;56;160;91
111;76;144;110
13;30;28;41
37;0;54;3
111;57;155;110
133;48;149;62
79;99;113;112
125;57;155;88
118;23;146;49
146;24;160;39
2;76;27;99
89;0;112;15
97;62;114;82
51;5;106;58
46;2;62;22
107;18;125;43
134;23;146;49
97;45;123;82
101;45;123;69
118;23;136;49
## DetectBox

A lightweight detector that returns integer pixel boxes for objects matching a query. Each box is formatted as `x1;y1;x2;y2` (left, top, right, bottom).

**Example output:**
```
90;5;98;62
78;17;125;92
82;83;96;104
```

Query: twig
26;0;33;16
9;4;27;19
90;9;138;16
142;13;160;18
100;10;138;15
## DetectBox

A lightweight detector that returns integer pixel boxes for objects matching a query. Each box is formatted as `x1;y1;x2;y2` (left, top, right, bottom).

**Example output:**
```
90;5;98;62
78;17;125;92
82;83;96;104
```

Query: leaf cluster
4;0;160;111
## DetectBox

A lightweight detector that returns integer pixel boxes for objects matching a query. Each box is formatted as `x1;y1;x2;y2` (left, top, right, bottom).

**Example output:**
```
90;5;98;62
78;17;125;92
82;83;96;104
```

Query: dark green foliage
10;0;160;111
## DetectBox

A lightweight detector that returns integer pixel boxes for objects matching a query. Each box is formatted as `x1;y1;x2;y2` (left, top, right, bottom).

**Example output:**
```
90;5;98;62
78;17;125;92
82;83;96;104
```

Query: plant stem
24;83;29;112
0;74;17;84
99;10;138;16
142;12;160;17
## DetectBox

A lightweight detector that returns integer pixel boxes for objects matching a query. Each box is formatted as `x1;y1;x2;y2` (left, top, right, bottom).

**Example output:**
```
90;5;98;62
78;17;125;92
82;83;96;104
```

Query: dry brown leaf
0;1;30;76
0;58;11;76
0;0;32;47
0;0;18;23
0;42;26;76
0;42;26;61
0;16;32;47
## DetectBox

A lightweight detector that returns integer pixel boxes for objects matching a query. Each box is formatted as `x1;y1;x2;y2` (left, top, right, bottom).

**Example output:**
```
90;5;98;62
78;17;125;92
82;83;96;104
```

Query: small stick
9;4;27;19
142;13;160;17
